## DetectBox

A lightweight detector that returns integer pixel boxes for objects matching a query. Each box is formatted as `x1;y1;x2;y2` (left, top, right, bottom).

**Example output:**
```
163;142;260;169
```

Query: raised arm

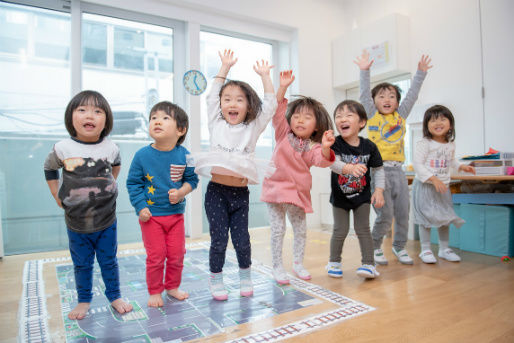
253;59;274;95
398;55;432;118
276;70;295;102
215;49;237;84
251;60;277;133
206;50;238;128
354;50;377;117
321;130;336;161
308;136;335;168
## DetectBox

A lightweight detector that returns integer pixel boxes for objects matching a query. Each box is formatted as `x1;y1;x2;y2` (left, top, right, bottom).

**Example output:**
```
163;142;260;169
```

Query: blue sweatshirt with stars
126;144;198;217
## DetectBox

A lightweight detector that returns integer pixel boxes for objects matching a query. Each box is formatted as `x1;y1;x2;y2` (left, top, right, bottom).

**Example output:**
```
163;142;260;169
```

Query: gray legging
329;203;374;265
371;166;409;251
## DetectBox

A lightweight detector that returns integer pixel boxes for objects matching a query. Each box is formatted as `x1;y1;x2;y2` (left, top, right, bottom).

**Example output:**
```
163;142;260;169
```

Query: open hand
279;70;295;88
431;176;448;193
354;50;374;70
371;189;385;208
219;49;238;68
253;59;274;76
418;54;433;72
459;165;476;175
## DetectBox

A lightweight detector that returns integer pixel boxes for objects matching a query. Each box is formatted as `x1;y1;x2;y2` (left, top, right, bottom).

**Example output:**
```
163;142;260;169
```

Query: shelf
452;193;514;205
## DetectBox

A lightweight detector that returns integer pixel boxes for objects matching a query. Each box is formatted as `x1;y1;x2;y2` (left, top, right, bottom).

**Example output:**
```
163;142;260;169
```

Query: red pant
140;214;185;294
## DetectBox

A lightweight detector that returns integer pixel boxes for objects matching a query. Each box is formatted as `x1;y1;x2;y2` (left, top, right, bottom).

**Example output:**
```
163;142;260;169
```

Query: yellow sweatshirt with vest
366;111;406;162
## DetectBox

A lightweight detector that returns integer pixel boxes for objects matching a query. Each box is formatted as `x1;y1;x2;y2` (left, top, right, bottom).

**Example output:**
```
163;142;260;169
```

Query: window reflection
82;13;174;139
0;4;176;255
0;2;71;136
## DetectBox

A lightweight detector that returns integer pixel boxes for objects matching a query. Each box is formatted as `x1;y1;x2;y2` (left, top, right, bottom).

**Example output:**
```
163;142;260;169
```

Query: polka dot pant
205;181;251;273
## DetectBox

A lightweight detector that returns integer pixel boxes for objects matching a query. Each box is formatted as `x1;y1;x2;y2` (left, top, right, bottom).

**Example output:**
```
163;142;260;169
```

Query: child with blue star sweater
127;101;198;307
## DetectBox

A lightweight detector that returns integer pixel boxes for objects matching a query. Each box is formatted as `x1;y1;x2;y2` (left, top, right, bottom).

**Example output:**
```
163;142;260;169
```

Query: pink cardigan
261;99;334;213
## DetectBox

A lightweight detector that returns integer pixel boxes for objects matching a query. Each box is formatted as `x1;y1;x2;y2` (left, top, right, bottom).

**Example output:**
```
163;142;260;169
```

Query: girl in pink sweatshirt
261;70;335;284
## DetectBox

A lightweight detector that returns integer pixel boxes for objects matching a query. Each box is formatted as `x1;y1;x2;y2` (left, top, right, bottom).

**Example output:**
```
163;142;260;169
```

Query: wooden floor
1;227;513;342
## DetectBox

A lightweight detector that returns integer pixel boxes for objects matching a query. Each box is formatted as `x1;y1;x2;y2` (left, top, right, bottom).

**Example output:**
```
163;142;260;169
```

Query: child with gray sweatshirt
355;51;432;265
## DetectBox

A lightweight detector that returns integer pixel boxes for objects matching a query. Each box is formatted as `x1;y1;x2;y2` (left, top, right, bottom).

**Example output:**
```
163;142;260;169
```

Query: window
199;30;275;232
199;31;273;146
0;1;285;254
0;2;71;255
82;13;175;138
82;20;107;66
0;2;71;137
0;2;182;255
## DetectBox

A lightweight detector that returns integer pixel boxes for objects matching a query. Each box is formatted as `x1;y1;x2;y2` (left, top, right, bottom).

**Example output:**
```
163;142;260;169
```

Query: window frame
3;0;186;104
78;2;186;104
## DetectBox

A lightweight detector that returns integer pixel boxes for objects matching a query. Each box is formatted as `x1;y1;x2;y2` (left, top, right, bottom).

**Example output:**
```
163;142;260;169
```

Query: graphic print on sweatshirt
337;154;370;198
60;157;117;230
429;144;453;178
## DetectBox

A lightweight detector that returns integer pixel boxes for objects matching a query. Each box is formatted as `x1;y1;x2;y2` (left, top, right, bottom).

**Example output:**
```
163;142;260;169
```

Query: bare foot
166;288;189;300
147;294;164;307
111;298;133;314
68;302;90;320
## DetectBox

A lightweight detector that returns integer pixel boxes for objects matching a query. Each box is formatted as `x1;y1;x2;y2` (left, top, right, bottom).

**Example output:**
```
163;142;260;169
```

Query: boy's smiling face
374;87;399;114
334;106;366;140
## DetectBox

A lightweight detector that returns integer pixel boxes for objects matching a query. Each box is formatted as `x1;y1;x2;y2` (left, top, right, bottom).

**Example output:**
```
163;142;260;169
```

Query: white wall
319;0;514;235
339;0;514;156
480;0;514;152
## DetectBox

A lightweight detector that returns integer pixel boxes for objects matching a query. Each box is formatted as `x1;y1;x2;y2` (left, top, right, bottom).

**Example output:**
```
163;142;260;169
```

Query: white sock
438;226;450;250
419;226;432;251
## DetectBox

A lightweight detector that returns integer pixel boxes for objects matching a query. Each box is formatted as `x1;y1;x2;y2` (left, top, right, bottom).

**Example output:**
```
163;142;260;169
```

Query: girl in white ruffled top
412;105;475;264
194;49;277;300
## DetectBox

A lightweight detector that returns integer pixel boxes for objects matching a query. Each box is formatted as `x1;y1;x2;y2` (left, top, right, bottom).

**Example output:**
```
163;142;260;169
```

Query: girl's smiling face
290;106;317;139
72;105;106;142
427;115;451;142
220;85;248;125
334;106;366;140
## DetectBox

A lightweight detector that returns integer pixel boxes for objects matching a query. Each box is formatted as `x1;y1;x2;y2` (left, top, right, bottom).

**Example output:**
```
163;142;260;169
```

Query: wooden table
450;174;514;182
406;174;514;184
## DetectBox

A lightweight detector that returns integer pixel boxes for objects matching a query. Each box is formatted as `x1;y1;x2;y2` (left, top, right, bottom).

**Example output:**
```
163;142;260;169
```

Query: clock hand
193;74;200;90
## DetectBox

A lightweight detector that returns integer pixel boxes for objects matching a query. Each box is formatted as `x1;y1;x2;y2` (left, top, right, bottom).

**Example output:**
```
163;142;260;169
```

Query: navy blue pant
205;182;251;273
67;221;121;303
